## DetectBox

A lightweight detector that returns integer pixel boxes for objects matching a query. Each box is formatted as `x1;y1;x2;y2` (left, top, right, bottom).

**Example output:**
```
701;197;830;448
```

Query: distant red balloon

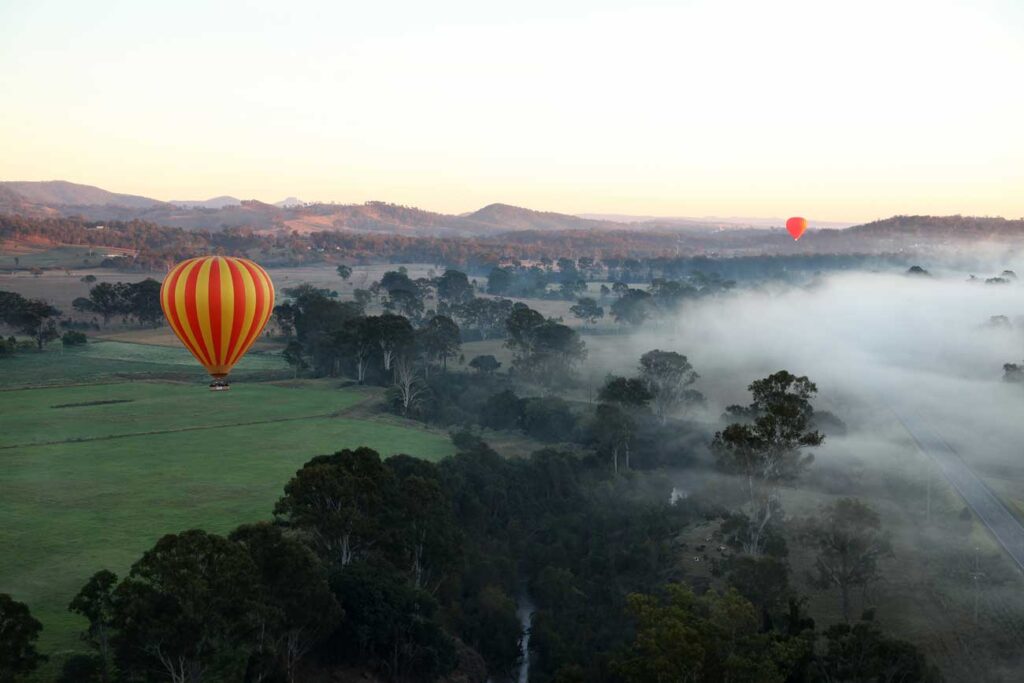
786;217;808;241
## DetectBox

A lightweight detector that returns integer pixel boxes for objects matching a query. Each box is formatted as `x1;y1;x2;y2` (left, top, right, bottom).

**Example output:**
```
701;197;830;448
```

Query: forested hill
845;215;1024;239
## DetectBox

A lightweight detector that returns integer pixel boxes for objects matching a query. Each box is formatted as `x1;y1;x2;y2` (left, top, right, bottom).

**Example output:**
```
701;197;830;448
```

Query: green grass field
0;355;455;669
0;339;288;389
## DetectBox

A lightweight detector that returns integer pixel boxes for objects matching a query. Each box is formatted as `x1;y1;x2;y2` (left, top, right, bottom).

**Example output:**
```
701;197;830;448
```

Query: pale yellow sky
1;0;1022;221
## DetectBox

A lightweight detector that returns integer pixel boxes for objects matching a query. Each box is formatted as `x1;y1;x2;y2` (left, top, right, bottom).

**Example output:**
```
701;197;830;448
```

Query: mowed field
0;339;455;668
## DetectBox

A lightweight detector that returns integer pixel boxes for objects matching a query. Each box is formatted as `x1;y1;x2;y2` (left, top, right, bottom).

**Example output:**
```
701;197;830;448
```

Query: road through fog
890;404;1024;571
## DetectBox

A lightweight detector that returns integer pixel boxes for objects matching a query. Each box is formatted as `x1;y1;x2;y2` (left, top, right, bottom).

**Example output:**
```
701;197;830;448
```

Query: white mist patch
613;270;1024;472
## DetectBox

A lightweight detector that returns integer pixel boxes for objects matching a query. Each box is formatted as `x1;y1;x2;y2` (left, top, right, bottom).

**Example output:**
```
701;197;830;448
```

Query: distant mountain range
2;181;1022;252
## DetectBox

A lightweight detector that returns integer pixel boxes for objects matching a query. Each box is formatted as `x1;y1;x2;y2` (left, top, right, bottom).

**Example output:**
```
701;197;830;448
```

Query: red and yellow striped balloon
160;256;275;386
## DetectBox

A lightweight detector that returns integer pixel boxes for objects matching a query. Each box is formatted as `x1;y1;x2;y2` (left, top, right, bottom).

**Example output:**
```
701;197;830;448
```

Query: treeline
2;213;911;279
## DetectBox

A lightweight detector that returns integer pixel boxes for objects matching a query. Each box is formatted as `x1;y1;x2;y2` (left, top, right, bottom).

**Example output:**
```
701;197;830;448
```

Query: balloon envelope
786;217;808;241
160;256;275;381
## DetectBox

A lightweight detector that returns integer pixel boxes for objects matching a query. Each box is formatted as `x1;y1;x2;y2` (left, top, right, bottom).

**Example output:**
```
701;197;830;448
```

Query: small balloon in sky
786;217;808;241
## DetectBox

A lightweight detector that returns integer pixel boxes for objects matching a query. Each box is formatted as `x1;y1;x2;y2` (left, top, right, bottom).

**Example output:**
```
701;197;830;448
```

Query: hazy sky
1;0;1022;220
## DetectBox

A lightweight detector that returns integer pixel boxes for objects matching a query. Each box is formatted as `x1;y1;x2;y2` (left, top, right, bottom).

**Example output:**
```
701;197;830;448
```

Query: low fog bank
587;267;1024;474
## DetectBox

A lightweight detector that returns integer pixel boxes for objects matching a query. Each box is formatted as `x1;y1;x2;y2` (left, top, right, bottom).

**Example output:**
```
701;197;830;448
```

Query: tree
274;448;394;568
125;279;162;326
336;264;352;281
612;585;803;683
419;315;461;372
486;267;513;295
726;556;792;626
639;350;701;423
111;530;260;683
79;282;123;324
504;303;545;358
507;308;586;386
452;297;513;340
469;354;501;375
711;371;823;555
592;403;635;473
229;523;342;683
559;280;587;301
282;340;307;378
380;269;417;295
436;269;473;305
0;593;45;683
598;376;652;408
328;564;457;680
480;389;525;431
368;314;415;372
68;570;118;682
392;354;427;416
569;297;604;326
62;330;87;346
610;289;652;327
386;288;425;321
387;465;460;591
7;298;61;350
801;498;893;622
817;617;940;682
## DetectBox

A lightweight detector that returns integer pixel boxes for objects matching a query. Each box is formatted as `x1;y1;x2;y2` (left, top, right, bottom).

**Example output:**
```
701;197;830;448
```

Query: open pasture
0;379;455;662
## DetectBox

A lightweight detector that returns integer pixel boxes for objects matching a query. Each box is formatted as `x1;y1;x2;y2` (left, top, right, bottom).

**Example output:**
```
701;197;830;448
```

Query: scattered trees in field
71;279;161;326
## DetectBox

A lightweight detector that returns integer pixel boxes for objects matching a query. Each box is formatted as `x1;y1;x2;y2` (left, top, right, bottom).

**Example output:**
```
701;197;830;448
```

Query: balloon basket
209;377;230;391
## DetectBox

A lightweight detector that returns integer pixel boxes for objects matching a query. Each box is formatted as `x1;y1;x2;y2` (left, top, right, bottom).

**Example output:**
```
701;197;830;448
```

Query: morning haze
1;1;1023;682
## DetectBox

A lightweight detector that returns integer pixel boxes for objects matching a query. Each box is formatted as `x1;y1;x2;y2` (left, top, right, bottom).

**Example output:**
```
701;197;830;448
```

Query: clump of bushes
62;331;88;347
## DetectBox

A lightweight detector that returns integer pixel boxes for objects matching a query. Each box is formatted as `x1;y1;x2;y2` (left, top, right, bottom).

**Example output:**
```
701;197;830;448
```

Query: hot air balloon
786;217;808;241
160;256;275;390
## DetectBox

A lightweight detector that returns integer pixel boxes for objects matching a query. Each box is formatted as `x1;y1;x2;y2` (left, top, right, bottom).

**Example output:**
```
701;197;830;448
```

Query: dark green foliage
0;593;45;682
229;523;341;683
62;330;87;346
451;297;513;341
816;617;942;682
55;654;104;683
505;304;586;386
610;289;652;326
111;530;261;682
521;396;577;442
68;569;117;682
274;447;395;568
598;376;653;408
486;267;513;295
0;290;62;350
468;354;501;374
712;371;823;555
610;585;810;683
419;315;461;371
480;389;525;431
569;297;603;324
327;564;458;681
435;269;473;305
71;279;162;326
800;498;893;622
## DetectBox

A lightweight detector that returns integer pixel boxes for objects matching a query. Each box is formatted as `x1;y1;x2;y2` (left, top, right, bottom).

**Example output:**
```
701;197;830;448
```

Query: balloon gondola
160;256;275;390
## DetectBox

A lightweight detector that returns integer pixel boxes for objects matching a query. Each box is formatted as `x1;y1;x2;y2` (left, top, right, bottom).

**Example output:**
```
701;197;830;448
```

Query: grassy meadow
0;334;455;668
